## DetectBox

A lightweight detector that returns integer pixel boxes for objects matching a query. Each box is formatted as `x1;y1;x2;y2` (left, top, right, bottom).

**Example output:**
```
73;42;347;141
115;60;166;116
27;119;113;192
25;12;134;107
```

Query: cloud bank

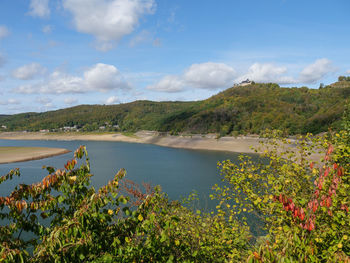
12;63;47;80
64;97;78;106
235;63;295;84
148;62;237;92
13;63;130;94
184;62;236;90
147;75;184;93
105;96;120;105
299;58;335;84
28;0;50;18
63;0;156;51
0;99;21;105
148;59;336;93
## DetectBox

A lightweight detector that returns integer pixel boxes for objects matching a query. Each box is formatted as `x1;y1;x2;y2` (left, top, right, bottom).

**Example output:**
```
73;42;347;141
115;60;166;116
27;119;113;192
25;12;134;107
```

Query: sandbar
0;146;71;164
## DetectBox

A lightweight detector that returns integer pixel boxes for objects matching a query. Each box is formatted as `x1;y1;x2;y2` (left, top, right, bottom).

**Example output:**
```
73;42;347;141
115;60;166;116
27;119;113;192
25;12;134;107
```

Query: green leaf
166;255;174;263
57;196;64;203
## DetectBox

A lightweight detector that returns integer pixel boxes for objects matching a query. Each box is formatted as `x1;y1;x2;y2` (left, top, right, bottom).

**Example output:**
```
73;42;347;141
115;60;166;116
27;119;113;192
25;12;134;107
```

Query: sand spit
0;146;71;164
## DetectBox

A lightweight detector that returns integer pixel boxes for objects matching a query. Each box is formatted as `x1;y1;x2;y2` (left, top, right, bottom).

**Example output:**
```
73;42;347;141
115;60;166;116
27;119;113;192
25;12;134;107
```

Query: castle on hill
234;79;253;87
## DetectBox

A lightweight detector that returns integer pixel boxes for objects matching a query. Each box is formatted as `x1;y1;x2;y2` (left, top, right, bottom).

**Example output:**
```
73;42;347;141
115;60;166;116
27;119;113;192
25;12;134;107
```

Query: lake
0;139;257;211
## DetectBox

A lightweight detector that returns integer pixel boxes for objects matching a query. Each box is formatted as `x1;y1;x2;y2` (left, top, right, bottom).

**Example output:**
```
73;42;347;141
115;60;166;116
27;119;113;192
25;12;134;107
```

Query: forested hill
1;80;350;135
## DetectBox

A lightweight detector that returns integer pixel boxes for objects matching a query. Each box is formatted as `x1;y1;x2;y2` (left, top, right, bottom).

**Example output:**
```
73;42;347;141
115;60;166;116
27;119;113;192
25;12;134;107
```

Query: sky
0;0;349;114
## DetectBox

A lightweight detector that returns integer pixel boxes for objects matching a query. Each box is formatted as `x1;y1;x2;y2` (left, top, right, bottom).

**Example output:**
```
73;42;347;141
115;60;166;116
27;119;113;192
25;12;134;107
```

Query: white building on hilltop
233;79;253;87
239;79;253;86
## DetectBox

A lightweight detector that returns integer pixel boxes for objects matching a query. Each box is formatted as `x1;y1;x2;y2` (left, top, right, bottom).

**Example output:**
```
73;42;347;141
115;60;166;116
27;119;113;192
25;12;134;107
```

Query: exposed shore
0;131;324;163
0;131;261;154
0;146;71;164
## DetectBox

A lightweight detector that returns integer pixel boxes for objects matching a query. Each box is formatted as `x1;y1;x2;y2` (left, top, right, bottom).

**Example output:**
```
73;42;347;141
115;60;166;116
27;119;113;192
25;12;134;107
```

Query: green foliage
0;146;250;262
1;103;350;261
213;130;350;262
1;80;350;135
338;76;350;82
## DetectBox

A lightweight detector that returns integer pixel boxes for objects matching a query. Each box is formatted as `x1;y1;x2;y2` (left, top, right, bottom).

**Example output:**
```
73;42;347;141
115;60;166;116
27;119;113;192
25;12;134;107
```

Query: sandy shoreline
0;131;260;154
0;131;324;164
0;146;71;164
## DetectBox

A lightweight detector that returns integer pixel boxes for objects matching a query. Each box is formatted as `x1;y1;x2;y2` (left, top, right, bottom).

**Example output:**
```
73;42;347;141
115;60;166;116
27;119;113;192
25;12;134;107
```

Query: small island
0;147;71;164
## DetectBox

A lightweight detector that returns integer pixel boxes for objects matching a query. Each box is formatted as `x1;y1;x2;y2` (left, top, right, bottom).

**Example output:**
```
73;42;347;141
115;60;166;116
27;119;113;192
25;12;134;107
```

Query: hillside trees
1;99;350;262
338;76;350;82
1;81;350;135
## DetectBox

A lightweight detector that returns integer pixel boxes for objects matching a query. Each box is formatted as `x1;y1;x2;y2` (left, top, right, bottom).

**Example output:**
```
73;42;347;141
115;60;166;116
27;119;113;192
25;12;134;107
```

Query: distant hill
1;81;349;135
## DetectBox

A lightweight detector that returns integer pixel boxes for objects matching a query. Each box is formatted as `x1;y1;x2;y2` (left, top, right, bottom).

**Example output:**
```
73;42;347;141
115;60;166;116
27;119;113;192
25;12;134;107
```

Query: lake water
0;139;257;211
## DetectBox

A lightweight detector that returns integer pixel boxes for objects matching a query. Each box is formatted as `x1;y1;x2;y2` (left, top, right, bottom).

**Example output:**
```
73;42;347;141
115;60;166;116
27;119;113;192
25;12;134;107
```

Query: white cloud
12;63;47;80
35;97;52;104
84;63;130;91
28;0;50;18
0;99;21;105
13;63;130;94
346;70;350;75
147;75;184;93
148;62;236;93
236;63;296;84
148;59;337;94
184;62;236;90
13;71;84;94
0;25;9;40
64;97;78;106
299;58;335;83
35;97;53;108
105;96;119;105
63;0;156;51
42;25;53;33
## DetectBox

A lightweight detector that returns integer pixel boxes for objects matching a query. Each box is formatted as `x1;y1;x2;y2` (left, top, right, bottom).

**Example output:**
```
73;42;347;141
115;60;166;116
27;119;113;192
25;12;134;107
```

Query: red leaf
300;208;305;221
310;162;314;169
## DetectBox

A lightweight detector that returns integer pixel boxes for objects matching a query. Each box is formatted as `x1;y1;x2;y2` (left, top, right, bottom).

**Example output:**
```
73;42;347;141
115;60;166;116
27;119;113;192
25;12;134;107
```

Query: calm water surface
0;139;257;210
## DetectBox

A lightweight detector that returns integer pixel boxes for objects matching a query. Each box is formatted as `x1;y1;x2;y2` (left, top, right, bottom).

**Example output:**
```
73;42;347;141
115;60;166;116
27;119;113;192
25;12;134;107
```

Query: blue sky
0;0;349;114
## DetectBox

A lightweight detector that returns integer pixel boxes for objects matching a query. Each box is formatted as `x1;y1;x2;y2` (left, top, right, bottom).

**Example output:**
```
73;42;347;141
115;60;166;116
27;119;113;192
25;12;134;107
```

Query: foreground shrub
213;130;350;262
0;146;250;262
1;107;350;262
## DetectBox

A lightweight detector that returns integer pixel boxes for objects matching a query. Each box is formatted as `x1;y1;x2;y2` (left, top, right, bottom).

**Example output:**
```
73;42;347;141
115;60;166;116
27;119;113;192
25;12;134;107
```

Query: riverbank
0;146;71;164
0;131;260;154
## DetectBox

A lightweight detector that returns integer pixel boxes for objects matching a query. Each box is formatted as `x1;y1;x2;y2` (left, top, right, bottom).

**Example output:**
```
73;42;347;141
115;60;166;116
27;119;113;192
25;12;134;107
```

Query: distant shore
0;146;71;164
0;131;261;154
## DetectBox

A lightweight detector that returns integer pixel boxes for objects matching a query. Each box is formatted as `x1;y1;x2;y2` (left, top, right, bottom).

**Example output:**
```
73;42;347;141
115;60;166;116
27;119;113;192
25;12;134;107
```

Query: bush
213;130;350;262
1;118;349;261
0;146;250;262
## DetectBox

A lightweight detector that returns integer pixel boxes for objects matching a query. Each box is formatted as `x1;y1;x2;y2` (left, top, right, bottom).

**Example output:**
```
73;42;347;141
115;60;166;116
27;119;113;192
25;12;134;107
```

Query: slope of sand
0;131;261;154
0;132;324;163
0;146;71;164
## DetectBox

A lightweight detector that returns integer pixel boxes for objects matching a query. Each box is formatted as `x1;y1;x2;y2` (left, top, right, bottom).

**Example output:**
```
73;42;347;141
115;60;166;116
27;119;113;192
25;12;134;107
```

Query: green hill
1;81;349;135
